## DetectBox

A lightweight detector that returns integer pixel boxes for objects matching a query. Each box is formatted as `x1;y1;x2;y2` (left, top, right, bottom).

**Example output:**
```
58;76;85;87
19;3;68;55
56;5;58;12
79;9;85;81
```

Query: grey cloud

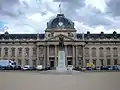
106;0;120;16
78;7;112;26
53;0;85;7
53;0;113;27
0;0;24;18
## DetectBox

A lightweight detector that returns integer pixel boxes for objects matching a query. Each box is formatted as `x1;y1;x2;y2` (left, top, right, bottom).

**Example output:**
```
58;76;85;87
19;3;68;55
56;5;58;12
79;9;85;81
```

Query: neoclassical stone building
0;13;120;67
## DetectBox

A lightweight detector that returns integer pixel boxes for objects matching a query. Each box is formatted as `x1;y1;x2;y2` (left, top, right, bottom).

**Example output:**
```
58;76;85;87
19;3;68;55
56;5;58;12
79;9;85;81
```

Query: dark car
72;67;81;71
14;66;21;70
44;66;51;70
29;66;36;71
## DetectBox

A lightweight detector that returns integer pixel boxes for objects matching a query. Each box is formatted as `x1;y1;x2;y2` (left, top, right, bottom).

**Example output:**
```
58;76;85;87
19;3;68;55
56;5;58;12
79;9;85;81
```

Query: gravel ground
0;71;120;90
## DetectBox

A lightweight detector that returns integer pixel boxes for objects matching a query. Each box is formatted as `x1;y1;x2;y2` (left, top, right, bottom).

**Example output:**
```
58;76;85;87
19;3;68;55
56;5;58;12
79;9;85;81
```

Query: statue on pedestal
59;36;64;50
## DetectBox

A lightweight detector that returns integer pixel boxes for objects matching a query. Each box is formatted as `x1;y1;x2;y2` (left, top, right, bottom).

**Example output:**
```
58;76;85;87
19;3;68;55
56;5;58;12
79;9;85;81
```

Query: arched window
85;47;89;57
67;45;72;56
99;47;104;57
32;47;37;56
113;47;118;57
11;47;15;57
49;45;55;56
92;47;96;57
25;48;29;57
18;48;22;57
106;47;111;57
4;47;8;56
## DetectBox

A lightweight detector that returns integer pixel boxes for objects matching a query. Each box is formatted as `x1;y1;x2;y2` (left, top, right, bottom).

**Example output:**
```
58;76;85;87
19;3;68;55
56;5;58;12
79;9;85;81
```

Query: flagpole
59;4;61;14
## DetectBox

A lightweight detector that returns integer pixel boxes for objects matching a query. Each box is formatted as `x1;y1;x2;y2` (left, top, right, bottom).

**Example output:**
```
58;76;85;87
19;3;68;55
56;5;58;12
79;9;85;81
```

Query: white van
36;65;43;71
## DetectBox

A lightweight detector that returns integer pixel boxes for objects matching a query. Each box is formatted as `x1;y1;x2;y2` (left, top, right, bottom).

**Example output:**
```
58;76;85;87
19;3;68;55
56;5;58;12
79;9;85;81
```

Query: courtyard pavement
0;71;120;90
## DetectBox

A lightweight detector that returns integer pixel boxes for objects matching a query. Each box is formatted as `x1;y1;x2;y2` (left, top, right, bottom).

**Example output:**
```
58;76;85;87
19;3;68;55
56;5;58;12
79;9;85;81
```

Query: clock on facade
58;22;63;27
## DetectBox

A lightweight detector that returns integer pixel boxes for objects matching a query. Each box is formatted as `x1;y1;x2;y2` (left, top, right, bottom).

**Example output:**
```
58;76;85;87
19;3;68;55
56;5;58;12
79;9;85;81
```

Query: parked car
29;66;36;71
44;66;51;70
96;66;101;70
22;65;30;70
72;66;81;71
86;67;92;70
14;66;21;70
81;67;86;71
112;66;119;70
67;65;74;70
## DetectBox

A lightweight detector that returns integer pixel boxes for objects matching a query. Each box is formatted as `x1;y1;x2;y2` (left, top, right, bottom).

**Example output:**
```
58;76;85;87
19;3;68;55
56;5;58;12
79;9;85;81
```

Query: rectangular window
85;48;89;57
11;48;15;57
106;48;111;57
4;48;8;56
33;60;37;66
18;59;21;65
93;59;96;66
18;48;22;57
92;48;96;57
99;48;104;57
100;59;104;66
39;57;44;65
113;48;118;57
25;59;29;65
33;48;37;56
85;59;89;66
25;48;29;57
114;59;118;65
107;59;110;65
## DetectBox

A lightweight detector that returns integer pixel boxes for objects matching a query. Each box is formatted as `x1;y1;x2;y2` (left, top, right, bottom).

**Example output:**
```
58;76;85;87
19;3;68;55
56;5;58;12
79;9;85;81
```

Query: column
8;47;11;59
96;47;99;66
55;45;57;67
1;47;4;59
103;47;106;66
82;46;85;67
47;45;49;66
44;45;47;67
65;45;67;67
111;47;114;65
37;46;39;65
22;47;25;67
72;45;75;67
89;47;92;63
29;47;32;66
15;47;18;64
75;45;77;67
118;48;120;65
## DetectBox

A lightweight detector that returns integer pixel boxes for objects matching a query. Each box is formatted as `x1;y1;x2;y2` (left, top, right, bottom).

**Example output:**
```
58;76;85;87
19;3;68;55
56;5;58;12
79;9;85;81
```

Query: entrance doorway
68;60;72;65
50;61;54;68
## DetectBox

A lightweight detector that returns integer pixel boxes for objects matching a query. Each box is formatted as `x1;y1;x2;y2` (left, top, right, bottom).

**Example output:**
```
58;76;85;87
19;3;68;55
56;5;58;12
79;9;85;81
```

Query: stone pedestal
56;49;67;72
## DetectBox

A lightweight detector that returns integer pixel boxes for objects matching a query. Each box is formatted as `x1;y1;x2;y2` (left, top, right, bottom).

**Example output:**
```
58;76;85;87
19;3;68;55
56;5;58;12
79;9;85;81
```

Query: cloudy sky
0;0;120;34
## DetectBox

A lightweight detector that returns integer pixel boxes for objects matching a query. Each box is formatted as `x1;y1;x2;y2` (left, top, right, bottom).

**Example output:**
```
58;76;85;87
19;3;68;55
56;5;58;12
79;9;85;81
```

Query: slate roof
47;14;74;29
0;32;120;40
77;33;120;39
0;33;45;40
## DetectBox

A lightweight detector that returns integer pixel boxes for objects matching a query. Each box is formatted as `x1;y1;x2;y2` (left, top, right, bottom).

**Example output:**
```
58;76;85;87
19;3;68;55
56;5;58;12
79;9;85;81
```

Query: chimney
37;33;39;40
82;32;84;40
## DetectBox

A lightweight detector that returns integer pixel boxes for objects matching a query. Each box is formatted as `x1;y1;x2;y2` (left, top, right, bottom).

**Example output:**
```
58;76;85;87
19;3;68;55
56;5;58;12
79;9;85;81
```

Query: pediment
46;34;74;41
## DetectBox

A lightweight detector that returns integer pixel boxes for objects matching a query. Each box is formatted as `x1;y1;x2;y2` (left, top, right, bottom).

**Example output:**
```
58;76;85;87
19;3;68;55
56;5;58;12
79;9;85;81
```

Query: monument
56;36;67;72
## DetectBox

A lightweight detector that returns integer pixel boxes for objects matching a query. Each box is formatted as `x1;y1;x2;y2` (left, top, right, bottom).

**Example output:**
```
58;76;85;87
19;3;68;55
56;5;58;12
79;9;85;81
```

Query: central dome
47;14;74;29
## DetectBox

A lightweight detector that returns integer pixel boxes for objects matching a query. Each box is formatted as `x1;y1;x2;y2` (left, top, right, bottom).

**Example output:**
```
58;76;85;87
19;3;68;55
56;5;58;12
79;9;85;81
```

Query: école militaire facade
0;14;120;67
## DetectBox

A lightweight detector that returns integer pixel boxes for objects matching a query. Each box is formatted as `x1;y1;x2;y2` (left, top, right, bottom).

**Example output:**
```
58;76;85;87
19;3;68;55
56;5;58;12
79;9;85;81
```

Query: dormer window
51;32;54;37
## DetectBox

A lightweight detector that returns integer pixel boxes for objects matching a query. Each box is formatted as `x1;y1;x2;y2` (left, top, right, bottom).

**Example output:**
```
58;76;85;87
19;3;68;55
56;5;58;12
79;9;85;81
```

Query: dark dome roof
47;14;74;29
